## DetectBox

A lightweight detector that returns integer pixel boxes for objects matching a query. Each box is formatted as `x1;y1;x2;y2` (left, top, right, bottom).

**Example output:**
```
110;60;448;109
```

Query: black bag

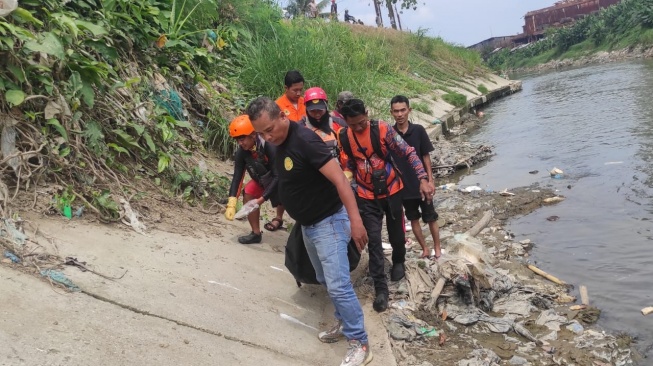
284;224;362;287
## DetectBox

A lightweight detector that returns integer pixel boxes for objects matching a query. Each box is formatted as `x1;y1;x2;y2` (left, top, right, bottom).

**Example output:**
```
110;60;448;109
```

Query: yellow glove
224;197;237;221
344;170;353;182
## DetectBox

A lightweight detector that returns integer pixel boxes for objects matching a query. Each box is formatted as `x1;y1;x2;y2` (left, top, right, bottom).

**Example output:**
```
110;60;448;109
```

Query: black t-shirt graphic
276;122;343;226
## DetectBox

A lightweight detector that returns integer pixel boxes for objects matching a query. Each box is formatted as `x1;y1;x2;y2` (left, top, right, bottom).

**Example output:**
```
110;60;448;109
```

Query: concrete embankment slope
0;215;395;366
408;73;522;139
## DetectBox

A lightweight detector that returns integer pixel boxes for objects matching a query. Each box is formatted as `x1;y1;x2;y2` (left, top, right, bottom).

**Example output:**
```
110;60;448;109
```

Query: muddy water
458;61;653;356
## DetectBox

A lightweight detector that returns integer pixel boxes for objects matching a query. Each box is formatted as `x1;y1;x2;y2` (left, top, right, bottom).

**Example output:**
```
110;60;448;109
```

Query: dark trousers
358;193;406;295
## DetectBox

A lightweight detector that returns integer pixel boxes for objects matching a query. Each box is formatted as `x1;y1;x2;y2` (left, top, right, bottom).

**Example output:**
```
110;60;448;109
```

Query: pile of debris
370;188;635;366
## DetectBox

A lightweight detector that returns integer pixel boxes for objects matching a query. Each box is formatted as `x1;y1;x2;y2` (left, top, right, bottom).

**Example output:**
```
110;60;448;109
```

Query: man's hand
256;197;265;206
350;217;368;252
419;179;435;201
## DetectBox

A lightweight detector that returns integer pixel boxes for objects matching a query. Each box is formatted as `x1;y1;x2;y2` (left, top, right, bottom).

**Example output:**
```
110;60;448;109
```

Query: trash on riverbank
364;186;635;366
641;307;653;316
550;167;564;179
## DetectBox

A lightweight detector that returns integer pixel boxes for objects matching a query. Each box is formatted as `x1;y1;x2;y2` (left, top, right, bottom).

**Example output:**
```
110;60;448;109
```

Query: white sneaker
318;320;344;343
340;340;373;366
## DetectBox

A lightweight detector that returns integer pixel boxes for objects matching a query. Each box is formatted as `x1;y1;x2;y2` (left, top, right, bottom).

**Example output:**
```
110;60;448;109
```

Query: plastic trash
74;206;84;218
63;204;72;219
234;200;259;220
40;269;80;291
550;167;564;179
439;183;456;190
1;124;19;172
0;0;18;17
460;185;482;193
4;250;20;263
119;198;147;235
566;320;584;335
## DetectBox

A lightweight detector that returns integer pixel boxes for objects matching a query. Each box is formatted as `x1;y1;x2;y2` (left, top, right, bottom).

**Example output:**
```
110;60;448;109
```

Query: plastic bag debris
234;199;259;220
1;124;19;172
40;269;80;291
119;198;147;235
550;167;564;179
3;250;20;263
1;219;27;246
0;0;18;17
460;185;482;193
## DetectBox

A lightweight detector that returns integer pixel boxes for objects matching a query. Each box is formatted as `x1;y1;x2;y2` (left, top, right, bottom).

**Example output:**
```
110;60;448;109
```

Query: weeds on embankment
238;18;484;118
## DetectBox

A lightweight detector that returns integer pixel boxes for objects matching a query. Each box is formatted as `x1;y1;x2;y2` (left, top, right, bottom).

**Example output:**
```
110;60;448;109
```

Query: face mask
308;112;331;131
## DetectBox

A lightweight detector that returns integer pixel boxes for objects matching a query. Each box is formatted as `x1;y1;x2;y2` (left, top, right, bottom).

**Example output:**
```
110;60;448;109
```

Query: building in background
523;0;621;37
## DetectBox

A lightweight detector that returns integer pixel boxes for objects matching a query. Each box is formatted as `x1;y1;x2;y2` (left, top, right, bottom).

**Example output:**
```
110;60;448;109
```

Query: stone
509;355;528;365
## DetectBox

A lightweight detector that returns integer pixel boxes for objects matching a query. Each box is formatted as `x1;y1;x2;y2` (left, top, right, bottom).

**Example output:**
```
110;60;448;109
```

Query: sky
278;0;558;47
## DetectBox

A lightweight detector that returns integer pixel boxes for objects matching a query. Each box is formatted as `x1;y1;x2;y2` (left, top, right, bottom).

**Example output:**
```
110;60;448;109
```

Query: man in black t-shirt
247;97;373;366
390;95;441;260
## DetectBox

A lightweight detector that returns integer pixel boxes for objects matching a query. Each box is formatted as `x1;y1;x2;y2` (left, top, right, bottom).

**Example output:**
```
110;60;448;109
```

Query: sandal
238;231;262;244
264;218;283;232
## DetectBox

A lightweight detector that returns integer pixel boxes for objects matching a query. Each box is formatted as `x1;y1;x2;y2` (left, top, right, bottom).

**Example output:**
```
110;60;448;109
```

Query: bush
411;101;432;115
477;84;489;94
442;92;467;108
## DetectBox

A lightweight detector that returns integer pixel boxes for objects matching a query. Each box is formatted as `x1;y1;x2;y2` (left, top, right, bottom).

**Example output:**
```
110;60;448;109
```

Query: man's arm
385;126;434;199
422;154;433;184
385;126;428;181
319;159;368;251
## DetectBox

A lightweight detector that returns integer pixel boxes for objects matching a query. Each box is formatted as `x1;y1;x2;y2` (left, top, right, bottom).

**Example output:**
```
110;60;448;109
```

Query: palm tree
286;0;330;18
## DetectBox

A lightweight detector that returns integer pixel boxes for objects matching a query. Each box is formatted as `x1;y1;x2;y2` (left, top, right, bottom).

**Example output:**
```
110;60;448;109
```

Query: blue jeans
302;207;368;343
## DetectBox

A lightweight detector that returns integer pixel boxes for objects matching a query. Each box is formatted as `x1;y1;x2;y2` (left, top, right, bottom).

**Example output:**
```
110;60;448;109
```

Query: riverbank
0;76;639;365
508;45;653;75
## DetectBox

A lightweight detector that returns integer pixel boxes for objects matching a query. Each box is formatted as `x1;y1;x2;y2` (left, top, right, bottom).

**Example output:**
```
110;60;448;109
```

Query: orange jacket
339;120;427;200
276;94;306;123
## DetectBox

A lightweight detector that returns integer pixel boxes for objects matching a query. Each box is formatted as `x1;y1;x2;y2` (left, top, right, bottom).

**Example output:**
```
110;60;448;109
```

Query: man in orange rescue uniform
339;99;435;313
275;70;306;123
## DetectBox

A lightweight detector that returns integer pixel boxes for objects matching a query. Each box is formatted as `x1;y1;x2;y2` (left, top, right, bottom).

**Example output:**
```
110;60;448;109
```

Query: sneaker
238;231;262;244
318;320;344;343
340;340;373;366
390;262;405;281
372;292;388;312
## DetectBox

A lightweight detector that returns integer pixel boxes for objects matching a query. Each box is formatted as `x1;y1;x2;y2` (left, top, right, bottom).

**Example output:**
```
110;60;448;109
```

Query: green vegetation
239;21;483;118
477;84;489;94
488;0;653;70
411;101;432;115
0;0;484;217
442;92;467;108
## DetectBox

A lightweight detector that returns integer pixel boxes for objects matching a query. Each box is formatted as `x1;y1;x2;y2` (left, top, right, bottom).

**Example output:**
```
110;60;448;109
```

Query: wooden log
527;264;568;286
642;307;653;316
427;278;446;309
464;210;493;238
579;285;589;306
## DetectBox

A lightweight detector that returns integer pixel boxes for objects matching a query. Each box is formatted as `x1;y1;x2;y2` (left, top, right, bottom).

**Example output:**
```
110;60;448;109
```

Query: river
458;60;653;357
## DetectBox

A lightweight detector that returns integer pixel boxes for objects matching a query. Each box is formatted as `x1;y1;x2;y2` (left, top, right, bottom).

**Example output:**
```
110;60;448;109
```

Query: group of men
224;70;441;366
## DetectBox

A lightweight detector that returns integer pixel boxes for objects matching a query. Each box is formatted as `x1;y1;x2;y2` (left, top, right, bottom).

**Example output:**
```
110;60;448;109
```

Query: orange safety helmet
229;115;255;138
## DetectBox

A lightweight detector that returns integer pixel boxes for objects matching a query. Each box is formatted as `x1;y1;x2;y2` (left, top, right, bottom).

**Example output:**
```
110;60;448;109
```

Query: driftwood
427;278;446;309
579;285;590;306
527;264;568;286
641;307;653;316
465;210;493;238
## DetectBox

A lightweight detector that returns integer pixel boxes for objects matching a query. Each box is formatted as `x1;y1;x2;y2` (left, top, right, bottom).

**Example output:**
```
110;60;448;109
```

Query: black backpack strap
369;120;385;160
338;126;354;161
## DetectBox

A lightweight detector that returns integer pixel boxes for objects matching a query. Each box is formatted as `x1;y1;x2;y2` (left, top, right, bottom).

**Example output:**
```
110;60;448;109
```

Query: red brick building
523;0;621;36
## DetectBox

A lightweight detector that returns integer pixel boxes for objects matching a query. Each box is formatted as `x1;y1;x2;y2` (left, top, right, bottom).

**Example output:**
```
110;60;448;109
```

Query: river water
458;60;653;356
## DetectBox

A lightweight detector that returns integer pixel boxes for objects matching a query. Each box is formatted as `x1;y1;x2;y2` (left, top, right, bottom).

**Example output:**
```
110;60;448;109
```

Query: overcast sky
278;0;557;46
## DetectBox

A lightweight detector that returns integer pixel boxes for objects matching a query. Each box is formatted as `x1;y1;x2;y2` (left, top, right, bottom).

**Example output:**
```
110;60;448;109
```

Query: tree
286;0;330;18
388;0;421;11
385;0;397;29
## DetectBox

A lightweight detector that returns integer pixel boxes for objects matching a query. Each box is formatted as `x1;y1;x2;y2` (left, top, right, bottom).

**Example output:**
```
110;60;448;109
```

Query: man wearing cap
302;87;342;160
332;91;353;126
